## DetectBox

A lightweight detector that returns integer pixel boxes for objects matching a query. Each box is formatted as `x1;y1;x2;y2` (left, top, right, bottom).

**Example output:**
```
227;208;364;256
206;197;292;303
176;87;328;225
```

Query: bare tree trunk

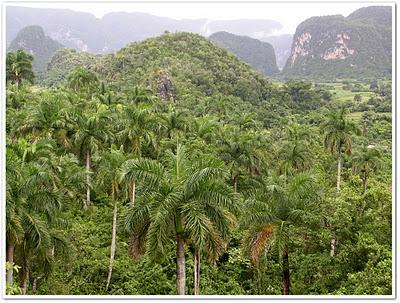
86;150;91;205
336;153;342;191
194;249;200;295
232;175;238;193
31;275;42;294
6;244;14;284
330;238;337;257
130;180;136;207
362;170;367;193
21;268;29;295
106;184;118;290
282;250;290;295
176;234;186;295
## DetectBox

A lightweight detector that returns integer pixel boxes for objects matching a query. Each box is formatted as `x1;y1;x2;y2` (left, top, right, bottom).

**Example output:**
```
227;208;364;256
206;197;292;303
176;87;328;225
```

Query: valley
4;4;393;297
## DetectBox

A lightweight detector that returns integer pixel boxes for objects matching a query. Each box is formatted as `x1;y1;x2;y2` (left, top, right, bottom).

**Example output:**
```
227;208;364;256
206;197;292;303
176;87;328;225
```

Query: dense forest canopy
5;28;392;297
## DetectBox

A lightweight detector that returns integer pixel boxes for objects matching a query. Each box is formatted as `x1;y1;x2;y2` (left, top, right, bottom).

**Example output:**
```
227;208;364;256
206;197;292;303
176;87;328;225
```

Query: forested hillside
5;30;392;297
209;31;279;76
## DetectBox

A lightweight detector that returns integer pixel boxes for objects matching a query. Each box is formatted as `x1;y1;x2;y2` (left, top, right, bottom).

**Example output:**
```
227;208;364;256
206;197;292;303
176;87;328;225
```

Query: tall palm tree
6;139;80;294
241;173;318;295
6;50;35;87
116;104;157;206
219;128;266;192
94;145;127;290
352;145;382;193
67;67;99;96
126;85;155;105
122;145;237;295
159;106;188;139
72;104;114;205
5;146;24;285
321;108;359;190
278;142;311;178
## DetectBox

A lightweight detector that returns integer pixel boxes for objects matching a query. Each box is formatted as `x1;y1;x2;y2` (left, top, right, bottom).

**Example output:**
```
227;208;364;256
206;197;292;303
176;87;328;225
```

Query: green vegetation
209;31;279;76
5;30;392;297
6;49;35;87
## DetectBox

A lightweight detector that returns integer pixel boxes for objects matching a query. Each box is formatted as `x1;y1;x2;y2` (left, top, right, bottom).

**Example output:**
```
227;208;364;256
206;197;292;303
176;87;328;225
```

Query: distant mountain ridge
283;6;392;79
6;6;282;53
262;34;293;70
209;31;279;76
7;25;64;72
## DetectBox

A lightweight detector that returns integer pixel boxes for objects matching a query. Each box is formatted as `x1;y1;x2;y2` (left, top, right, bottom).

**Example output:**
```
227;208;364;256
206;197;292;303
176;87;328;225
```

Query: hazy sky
8;1;393;35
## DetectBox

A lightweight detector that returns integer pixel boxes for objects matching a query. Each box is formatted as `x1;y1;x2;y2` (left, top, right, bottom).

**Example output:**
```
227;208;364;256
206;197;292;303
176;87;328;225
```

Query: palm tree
321;108;359;191
159;106;188;139
14;92;71;140
219;128;266;192
72;104;113;205
6;50;35;87
352;145;382;193
278;142;311;178
67;67;99;96
6;139;79;294
122;145;237;295
94;145;127;290
241;173;318;295
126;85;155;105
5;146;24;285
116;104;157;206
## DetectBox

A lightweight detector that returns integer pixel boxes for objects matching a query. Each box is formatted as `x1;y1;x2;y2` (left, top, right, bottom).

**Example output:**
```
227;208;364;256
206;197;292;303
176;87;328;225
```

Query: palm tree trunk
232;175;238;193
336;153;342;191
282;250;290;295
194;249;200;295
176;234;186;295
130;180;136;207
362;171;367;193
330;238;337;257
106;184;118;290
31;275;42;294
6;244;14;284
86;150;91;205
21;267;29;295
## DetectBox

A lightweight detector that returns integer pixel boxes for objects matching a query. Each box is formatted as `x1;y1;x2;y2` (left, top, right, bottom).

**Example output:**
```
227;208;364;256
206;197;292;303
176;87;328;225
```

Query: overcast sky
7;1;393;35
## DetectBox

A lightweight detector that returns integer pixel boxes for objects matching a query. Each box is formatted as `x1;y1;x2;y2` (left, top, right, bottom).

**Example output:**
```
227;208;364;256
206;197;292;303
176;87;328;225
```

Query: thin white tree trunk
336;153;341;191
86;150;91;205
106;190;118;290
176;235;186;295
330;238;337;257
130;180;136;207
6;244;14;284
194;249;200;295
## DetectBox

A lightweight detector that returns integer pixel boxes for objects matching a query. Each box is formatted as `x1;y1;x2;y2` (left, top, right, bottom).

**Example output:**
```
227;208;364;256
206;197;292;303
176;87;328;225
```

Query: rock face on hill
7;25;64;72
283;6;392;79
209;31;279;76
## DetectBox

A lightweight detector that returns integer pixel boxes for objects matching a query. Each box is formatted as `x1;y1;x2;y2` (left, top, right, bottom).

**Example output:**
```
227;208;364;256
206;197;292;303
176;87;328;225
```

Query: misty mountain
209;31;279;76
262;34;293;70
8;25;64;72
6;6;282;53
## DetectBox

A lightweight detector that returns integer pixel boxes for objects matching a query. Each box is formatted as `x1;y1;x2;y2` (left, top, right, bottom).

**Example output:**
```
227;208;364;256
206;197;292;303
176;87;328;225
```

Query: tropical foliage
5;33;392;297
